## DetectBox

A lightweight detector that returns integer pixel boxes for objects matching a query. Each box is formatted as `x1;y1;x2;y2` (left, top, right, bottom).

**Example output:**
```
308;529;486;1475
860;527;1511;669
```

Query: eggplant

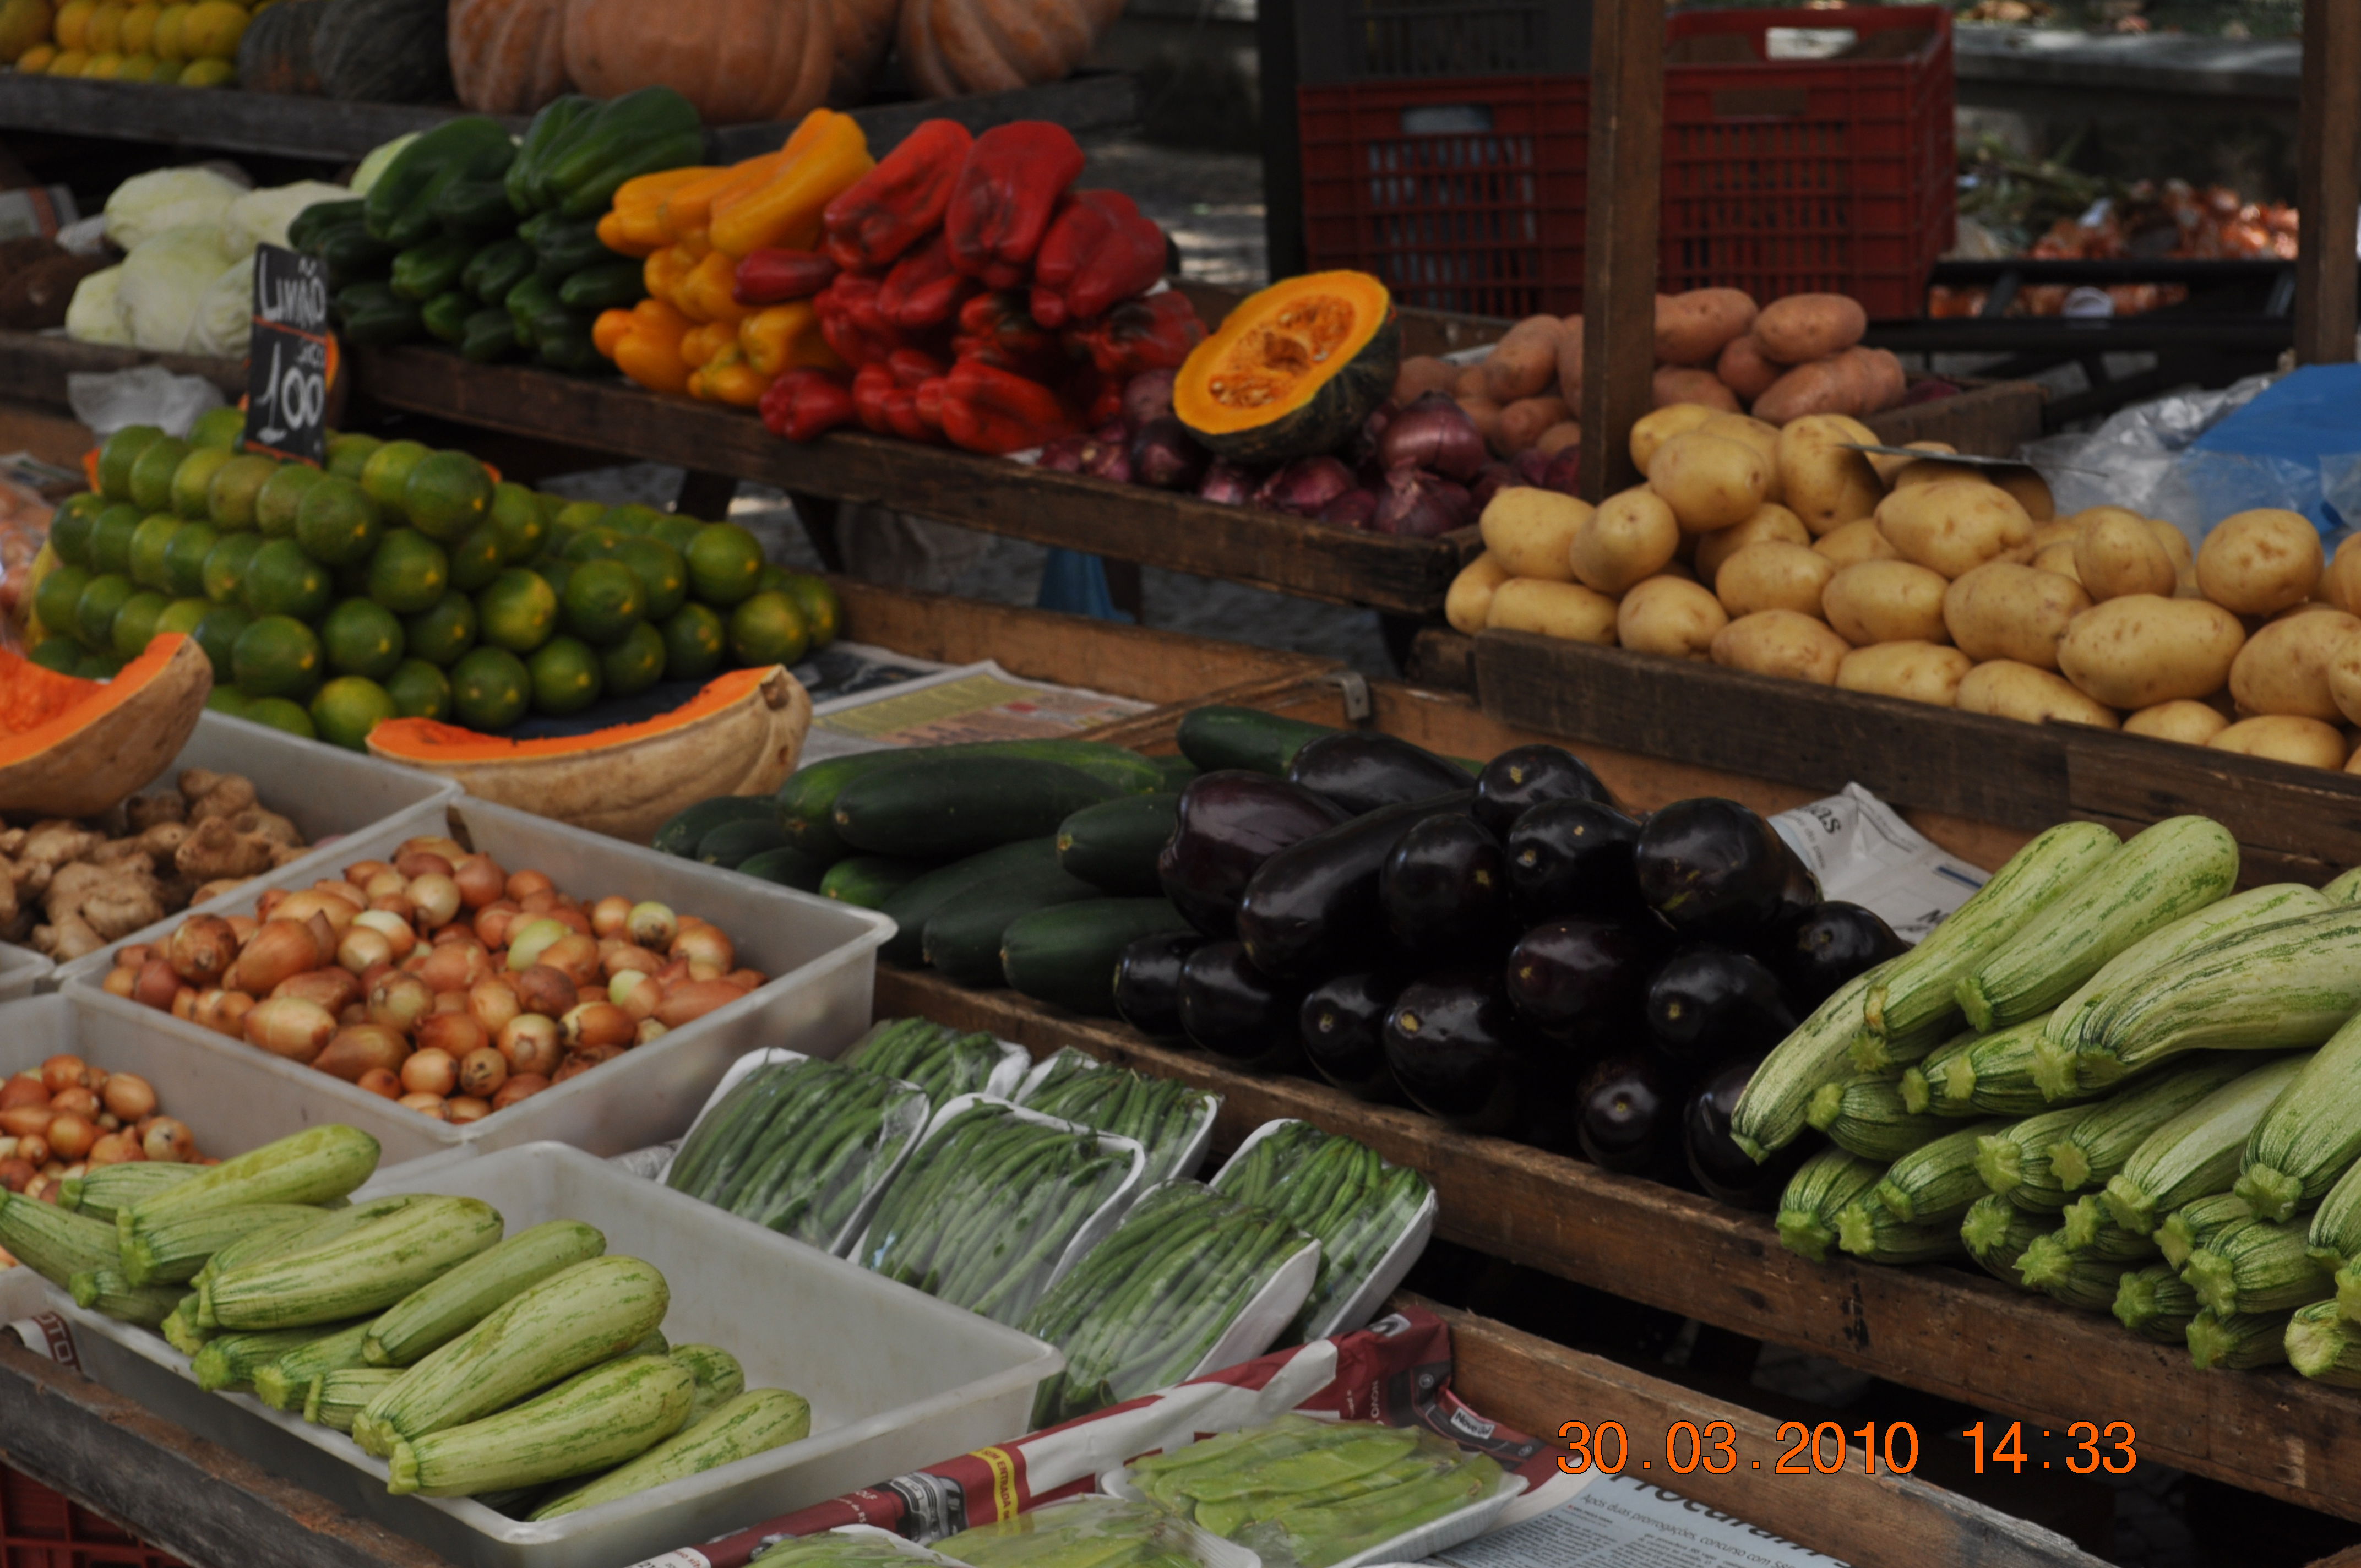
1686;1057;1815;1210
1473;744;1611;839
1504;799;1644;919
1158;771;1350;938
1113;930;1204;1038
1644;945;1796;1071
1237;791;1473;979
1381;814;1509;950
1633;798;1791;941
1178;940;1303;1069
1503;917;1657;1035
1383;968;1537;1136
1576;1049;1685;1178
1772;900;1908;1010
1299;972;1403;1102
1769;840;1822;929
1285;731;1472;816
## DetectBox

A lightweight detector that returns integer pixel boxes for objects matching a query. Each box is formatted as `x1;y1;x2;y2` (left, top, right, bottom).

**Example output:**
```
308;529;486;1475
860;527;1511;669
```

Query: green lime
325;432;382;481
476;568;558;654
781;573;840;648
402;451;494;543
74;650;123;679
127;513;179;590
243;695;317;738
360;439;431;516
527;634;602;715
191;603;253;680
649;515;703;555
552;500;607;534
539;557;575;602
204;685;250;717
232;613;324;701
755;564;793;597
242;538;334;621
311;676;396;751
75;573;135;650
686;522;763;607
206;453;281;531
34;564;89;644
488;482;547;564
128;437;190;515
563;525;627;563
615;537;688;619
170;446;233;520
450;646;530;731
97;425;164;502
50;493;103;568
110;589;168;661
602;502;667;535
89;504;141;577
728;590;809;667
448;525;503;593
562;558;645;646
202;532;264;606
334;556;374;597
28;638;81;673
186;405;248;450
385;658;452;720
156;596;209;638
660;602;726;682
255;463;327;538
295;476;384;566
322;597;405;679
404;591;478;667
600;620;666;699
161;521;218;599
366;529;451;615
533;491;570;522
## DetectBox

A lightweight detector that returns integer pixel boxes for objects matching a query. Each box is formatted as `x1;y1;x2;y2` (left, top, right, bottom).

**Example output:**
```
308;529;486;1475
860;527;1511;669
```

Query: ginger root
125;793;187;832
173;816;281;882
35;858;166;961
179;771;258;821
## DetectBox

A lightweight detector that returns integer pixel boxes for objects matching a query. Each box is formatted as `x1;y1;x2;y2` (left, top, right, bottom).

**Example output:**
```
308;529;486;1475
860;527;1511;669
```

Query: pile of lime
36;409;841;750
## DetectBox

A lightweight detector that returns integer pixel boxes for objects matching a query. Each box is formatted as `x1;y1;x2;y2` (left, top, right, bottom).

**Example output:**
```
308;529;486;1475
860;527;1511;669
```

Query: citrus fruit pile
33;411;840;751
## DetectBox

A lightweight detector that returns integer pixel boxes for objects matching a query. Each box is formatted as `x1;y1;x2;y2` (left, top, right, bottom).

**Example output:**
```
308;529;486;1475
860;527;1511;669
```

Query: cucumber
121;1125;382;1255
1001;899;1193;1015
1154;756;1200;791
652;796;775;857
735;845;829;892
781;742;1165;862
199;1196;506;1331
365;1219;608;1368
833;756;1120;861
879;838;1062;965
821;854;935;908
530;1387;811;1519
698;816;788;867
387;1354;695;1498
1056;793;1179;896
923;864;1101;986
778;753;931;862
1176;707;1337;776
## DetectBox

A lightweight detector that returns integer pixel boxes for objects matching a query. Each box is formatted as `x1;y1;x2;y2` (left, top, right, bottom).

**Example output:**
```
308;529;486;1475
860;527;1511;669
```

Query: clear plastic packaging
753;1525;975;1568
1018;1049;1220;1187
1209;1122;1434;1344
841;1019;1029;1105
938;1495;1245;1568
1022;1182;1318;1430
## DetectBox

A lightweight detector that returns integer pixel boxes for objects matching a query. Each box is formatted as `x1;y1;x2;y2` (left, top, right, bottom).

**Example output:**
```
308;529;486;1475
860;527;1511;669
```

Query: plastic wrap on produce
939;1495;1252;1568
2022;373;2273;540
1768;783;1986;944
844;1020;1030;1104
1018;1049;1219;1187
1210;1120;1433;1345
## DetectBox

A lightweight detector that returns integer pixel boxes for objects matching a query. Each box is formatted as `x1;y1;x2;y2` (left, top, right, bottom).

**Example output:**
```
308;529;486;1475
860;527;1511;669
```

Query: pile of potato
1448;400;2361;772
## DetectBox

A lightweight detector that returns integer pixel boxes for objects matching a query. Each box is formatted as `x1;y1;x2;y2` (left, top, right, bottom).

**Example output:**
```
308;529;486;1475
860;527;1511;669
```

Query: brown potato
1629;404;1721;471
1815;516;1900;569
1571;488;1680;594
1652;366;1742;413
2124;700;2229;745
1487;578;1619;645
1956;662;2119;729
1655;288;1759;366
1535;420;1582;456
1754;293;1869;364
1943;560;2091;669
1695;503;1810;585
1875;481;2033;578
1497;395;1573;455
1457;396;1503;448
2327;539;2361;616
1842;346;1908;415
1454;364;1489;399
2057;594;2246;709
1837;641;1973;707
2197;509;2322;614
1715;541;1835;620
1716;334;1783;401
1892;458;1993;491
1394;356;1459;402
1481;315;1564;402
2228;609;2361;720
1618;576;1727;660
1479;488;1590;581
1865;440;1955;486
2032;520;2082;550
1711;609;1849;684
1555;315;1584;404
1996;467;2055;522
1649;432;1770;533
2076;510;2177;601
2208;715;2348;770
1444;553;1510;636
2326;631;2361;726
1752;356;1866;424
1776;413;1884;535
2031;541;2083;584
1822;559;1950;645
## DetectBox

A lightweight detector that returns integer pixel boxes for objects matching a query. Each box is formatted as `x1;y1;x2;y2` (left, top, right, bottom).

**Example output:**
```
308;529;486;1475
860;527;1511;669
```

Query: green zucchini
1898;1030;1981;1117
735;846;829;891
1175;707;1336;776
1731;963;1887;1161
2237;1011;2361;1221
1804;1072;1947;1162
833;756;1120;862
199;1195;505;1331
1000;898;1192;1016
67;1269;185;1327
2015;1237;2129;1313
531;1387;811;1519
1834;1199;1961;1265
195;1195;418;1288
923;864;1101;987
1960;1194;2045;1284
311;1368;401;1430
2058;1194;2159;1261
878;838;1061;965
255;1322;376;1410
1869;1119;2010;1223
2113;1263;2199;1342
2102;1055;2305;1235
0;1191;123;1289
2306;1156;2361;1271
2042;881;2328;1058
120;1202;329;1287
821;854;935;909
2286;1299;2361;1384
665;1343;744;1425
2048;1057;2250;1195
698;816;788;868
1975;1108;2086;1211
121;1125;381;1255
2187;1306;2290;1370
365;1219;607;1368
2324;865;2361;905
1055;793;1179;896
2159;1193;2255;1271
2078;905;2361;1075
653;796;774;857
388;1354;695;1497
2183;1216;2331;1316
193;1324;349;1393
1774;1147;1883;1263
59;1161;200;1220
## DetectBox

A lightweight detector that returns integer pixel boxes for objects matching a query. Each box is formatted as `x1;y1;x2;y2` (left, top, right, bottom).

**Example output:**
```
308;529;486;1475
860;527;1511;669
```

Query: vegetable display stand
0;1461;187;1568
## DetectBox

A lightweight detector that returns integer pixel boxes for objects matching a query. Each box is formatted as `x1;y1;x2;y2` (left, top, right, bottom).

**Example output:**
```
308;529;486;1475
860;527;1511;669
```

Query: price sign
244;242;331;467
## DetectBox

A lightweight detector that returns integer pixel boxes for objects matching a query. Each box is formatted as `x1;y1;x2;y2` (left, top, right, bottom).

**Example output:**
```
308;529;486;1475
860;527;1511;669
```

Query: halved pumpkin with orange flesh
367;665;812;843
1173;271;1399;466
0;634;211;818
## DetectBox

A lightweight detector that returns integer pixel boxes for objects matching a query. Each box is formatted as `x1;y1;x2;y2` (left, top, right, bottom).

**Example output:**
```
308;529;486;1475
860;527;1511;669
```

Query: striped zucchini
254;1322;376;1411
2114;1264;2199;1343
530;1387;812;1520
0;1191;122;1290
1730;965;1885;1161
2058;1195;2158;1262
2308;1158;2361;1271
310;1368;401;1430
356;1256;670;1457
2188;1307;2291;1370
1898;1031;1981;1117
1896;1017;2104;1119
119;1125;380;1255
2181;1216;2332;1316
2014;1234;2129;1311
122;1203;330;1288
2286;1299;2361;1385
60;1162;201;1220
192;1325;346;1393
2237;1012;2361;1222
162;1299;210;1356
1805;1074;1948;1162
1775;1148;1884;1263
1834;1200;1962;1265
2077;905;2361;1073
196;1195;417;1290
1956;816;2239;1033
2336;1257;2361;1322
1960;1194;2045;1285
1870;1120;2010;1223
2048;1057;2249;1195
666;1344;745;1427
2159;1193;2254;1271
365;1219;606;1368
2323;867;2361;905
200;1196;504;1331
2101;1056;2306;1235
67;1269;184;1327
387;1354;695;1498
2043;882;2327;1058
1974;1108;2087;1211
1864;821;2118;1050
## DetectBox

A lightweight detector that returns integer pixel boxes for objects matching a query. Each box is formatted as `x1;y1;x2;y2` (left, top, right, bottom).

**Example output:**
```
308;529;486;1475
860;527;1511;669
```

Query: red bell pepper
944;122;1085;289
1029;190;1169;329
877;233;976;330
759;369;858;442
937;357;1080;455
1063;290;1206;379
735;248;839;306
814;272;906;367
953;290;1063;378
852;361;897;434
886;346;945;388
823;119;974;273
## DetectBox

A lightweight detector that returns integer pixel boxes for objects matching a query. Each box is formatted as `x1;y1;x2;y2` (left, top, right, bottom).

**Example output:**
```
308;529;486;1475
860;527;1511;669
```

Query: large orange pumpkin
562;0;834;128
0;634;211;818
449;0;571;115
897;0;1123;98
827;0;897;105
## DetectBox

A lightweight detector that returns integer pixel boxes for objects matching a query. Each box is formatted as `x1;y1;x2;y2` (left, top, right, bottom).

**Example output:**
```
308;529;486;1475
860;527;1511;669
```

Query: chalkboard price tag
244;242;331;467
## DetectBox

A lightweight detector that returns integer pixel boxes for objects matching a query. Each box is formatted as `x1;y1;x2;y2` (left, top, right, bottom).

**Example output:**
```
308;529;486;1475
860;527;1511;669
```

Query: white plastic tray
0;943;52;1003
1211;1120;1436;1344
9;1141;1063;1568
59;797;892;1162
1015;1049;1220;1188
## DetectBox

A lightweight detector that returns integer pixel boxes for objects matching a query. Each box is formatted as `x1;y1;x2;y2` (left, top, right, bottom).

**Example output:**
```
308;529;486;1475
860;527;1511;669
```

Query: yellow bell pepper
658;116;824;243
676;249;749;326
679;319;737;370
602;166;712;258
644;244;699;315
710;110;874;260
608;298;693;396
689;344;769;407
592;306;635;360
739;302;842;379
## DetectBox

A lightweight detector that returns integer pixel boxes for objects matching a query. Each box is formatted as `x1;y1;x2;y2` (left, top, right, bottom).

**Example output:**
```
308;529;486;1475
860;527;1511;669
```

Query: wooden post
1257;0;1307;284
2295;0;2359;363
1578;0;1663;500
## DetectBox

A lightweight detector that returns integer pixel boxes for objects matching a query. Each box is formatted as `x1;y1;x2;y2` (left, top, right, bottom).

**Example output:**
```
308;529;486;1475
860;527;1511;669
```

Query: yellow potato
1444;552;1510;636
1617;575;1727;660
1892;458;1993;491
2056;594;2246;709
2124;700;2229;745
2075;511;2177;601
1996;467;2055;522
1956;661;2118;728
2032;541;2082;583
1836;641;1973;707
1716;541;1835;619
1648;432;1770;533
2148;518;2196;575
1874;481;2033;579
2032;520;2082;550
1696;413;1782;503
1629;404;1721;471
2197;509;2323;614
2228;609;2361;721
1695;503;1809;585
1821;559;1950;645
1775;413;1884;536
1864;440;1954;486
2208;715;2348;770
1486;578;1619;645
1942;560;2091;669
1711;609;1848;684
1814;516;1898;570
1569;487;1679;594
2326;631;2361;726
2327;540;2361;616
1478;488;1591;582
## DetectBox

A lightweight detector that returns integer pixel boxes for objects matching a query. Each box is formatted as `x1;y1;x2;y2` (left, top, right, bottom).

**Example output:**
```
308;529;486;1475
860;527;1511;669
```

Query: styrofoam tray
1211;1119;1436;1344
59;797;891;1163
1015;1048;1220;1188
10;1141;1063;1568
0;942;52;1003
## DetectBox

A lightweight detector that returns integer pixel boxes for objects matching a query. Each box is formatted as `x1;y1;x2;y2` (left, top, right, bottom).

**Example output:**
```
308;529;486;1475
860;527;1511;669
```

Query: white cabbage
222;181;351;255
63;264;132;346
104;166;248;251
116;225;241;351
189;254;255;358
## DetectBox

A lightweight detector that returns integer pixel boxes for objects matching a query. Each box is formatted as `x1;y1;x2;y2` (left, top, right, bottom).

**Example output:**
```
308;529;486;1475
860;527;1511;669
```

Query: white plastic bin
0;943;51;1003
61;798;892;1163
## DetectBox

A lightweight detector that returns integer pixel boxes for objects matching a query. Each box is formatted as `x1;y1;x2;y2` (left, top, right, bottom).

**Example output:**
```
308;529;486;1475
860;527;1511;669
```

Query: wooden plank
2294;0;2360;365
1864;379;2047;458
717;75;1142;162
1421;1298;2112;1568
1579;0;1664;500
1403;625;1476;695
0;331;246;410
870;966;2361;1526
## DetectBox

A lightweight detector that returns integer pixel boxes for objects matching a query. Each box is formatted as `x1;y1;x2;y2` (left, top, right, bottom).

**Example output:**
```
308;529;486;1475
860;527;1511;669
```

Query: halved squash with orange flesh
367;665;812;843
1173;271;1399;466
0;634;211;818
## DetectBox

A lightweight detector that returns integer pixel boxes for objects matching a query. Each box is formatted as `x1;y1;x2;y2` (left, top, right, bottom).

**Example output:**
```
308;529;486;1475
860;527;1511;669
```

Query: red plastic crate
1298;7;1955;320
1;1463;185;1568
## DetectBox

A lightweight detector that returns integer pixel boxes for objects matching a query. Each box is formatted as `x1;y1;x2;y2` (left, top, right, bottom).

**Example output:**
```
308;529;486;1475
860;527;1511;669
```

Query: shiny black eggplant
1178;940;1303;1069
1237;791;1475;979
1644;945;1796;1070
1112;930;1205;1038
1770;841;1822;928
1381;814;1509;950
1503;799;1644;919
1503;917;1658;1035
1285;731;1471;816
1576;1049;1686;1178
1473;743;1611;837
1157;771;1350;938
1382;968;1537;1136
1299;972;1404;1102
1772;900;1908;1010
1633;798;1791;940
1686;1056;1814;1210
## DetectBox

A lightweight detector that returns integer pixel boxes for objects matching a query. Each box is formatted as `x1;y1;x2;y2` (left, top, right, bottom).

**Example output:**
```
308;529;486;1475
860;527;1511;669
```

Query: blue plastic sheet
2184;364;2361;535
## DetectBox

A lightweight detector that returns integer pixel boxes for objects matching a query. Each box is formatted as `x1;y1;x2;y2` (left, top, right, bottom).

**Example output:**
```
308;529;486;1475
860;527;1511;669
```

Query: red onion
1198;460;1259;507
1468;462;1525;510
1902;378;1961;405
1377;391;1488;481
1541;447;1582;496
1082;435;1134;484
1319;489;1378;530
1123;368;1178;426
1253;455;1357;518
1370;464;1475;537
1038;438;1089;473
1354;399;1400;465
1129;417;1208;490
1510;448;1553;487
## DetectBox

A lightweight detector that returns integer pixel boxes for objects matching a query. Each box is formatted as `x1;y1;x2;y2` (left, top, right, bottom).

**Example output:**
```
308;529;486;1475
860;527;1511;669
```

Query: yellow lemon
81;45;118;71
115;46;152;74
15;40;53;67
177;0;237;56
51;0;89;47
175;50;226;81
116;0;154;51
0;0;53;59
45;43;84;69
146;50;176;77
82;0;120;51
